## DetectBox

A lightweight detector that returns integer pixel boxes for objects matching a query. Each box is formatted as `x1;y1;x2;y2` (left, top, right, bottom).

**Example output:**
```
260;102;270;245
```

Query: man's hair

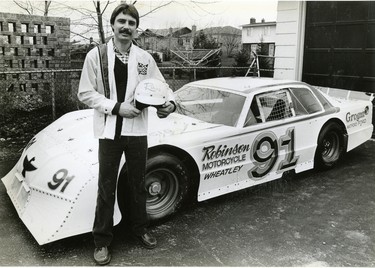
110;4;139;27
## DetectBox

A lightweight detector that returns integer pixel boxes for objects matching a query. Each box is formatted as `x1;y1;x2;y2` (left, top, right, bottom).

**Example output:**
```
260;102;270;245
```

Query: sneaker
94;246;111;265
136;232;157;249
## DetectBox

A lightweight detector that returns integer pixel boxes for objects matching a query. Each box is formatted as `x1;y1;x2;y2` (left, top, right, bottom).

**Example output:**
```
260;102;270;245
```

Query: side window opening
289;87;322;115
244;97;262;127
255;90;295;122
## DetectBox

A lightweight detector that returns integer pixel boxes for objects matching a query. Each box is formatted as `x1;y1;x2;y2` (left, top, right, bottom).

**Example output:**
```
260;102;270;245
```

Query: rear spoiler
314;86;374;102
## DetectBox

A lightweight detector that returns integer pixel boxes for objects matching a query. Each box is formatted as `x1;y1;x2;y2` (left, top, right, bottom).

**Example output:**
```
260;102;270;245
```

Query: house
241;18;276;57
137;27;191;56
274;1;375;93
180;26;242;56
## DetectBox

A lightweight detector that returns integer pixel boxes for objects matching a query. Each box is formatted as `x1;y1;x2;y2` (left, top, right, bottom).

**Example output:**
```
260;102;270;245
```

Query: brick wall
0;12;70;111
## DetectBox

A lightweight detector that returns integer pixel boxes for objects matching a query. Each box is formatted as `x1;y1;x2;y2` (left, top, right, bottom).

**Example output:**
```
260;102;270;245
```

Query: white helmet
135;79;168;109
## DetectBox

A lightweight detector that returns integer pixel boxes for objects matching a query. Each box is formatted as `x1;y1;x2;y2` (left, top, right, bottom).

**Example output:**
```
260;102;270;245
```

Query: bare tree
13;0;52;16
93;1;110;44
221;29;241;57
10;0;219;45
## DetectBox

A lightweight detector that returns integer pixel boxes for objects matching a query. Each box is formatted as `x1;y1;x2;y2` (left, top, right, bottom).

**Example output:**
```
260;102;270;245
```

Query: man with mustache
78;3;176;265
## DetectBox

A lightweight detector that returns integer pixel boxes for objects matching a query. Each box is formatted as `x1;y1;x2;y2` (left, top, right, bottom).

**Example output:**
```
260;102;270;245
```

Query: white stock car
2;77;373;245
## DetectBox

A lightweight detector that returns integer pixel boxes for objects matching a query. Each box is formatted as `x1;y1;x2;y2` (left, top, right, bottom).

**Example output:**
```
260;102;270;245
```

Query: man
78;3;176;265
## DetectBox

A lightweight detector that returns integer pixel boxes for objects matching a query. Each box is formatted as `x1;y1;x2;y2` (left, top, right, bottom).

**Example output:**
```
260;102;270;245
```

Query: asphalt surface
0;140;374;266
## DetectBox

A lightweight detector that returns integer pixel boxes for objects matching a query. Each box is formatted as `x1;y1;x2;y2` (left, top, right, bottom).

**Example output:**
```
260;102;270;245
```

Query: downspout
296;1;307;81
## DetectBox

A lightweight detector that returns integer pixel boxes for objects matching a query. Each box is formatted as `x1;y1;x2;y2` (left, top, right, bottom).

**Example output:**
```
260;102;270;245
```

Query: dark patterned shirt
112;39;130;64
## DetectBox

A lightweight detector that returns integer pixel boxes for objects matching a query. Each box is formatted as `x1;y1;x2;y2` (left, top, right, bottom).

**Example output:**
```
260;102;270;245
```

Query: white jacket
78;39;174;139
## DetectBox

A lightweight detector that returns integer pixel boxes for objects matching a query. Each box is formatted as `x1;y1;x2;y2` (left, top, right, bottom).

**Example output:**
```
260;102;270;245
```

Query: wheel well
319;118;348;150
148;145;200;194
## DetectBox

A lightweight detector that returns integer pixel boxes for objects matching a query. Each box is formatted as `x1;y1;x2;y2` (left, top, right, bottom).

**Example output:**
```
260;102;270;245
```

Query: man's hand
157;101;175;118
118;102;141;118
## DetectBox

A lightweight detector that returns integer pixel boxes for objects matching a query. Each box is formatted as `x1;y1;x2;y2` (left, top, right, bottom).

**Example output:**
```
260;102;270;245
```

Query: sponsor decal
346;106;369;129
201;144;249;171
248;128;298;179
204;165;243;180
201;127;299;180
22;155;37;177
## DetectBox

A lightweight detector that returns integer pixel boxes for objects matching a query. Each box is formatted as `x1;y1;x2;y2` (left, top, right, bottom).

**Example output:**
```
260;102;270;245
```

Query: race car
2;77;373;245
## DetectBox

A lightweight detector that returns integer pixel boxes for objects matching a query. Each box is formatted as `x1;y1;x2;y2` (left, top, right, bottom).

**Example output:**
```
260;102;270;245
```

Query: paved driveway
0;140;374;266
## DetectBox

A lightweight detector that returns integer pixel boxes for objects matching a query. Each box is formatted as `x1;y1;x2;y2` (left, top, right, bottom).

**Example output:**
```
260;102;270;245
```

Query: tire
145;152;190;221
314;122;345;170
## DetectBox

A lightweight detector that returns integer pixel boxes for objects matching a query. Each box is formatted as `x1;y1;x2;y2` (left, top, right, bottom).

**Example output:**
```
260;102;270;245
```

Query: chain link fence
1;65;267;121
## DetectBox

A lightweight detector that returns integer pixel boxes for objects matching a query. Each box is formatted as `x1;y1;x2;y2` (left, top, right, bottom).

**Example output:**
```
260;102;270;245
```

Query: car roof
186;77;302;94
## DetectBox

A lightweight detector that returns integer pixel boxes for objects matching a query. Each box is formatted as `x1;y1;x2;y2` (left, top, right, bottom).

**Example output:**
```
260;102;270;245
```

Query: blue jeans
93;136;148;247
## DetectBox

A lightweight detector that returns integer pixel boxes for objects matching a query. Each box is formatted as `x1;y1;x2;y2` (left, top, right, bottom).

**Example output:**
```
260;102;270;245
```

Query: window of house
20;59;25;68
247;28;253;37
251;44;258;53
0;47;4;55
20;84;26;91
269;44;275;56
31;59;38;68
27;47;31;56
39;48;43;56
43;36;47;45
12;74;18;79
263;26;271;36
45;60;49;68
31;83;38;91
0;22;3;31
10;47;18;56
46;25;54;34
6;60;13;68
48;48;54;56
34;24;41;33
21;23;29;33
8;22;16;32
7;84;14;92
7;35;11;44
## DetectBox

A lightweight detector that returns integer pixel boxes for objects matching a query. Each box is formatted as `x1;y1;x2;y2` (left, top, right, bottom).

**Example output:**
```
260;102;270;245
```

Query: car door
197;86;325;201
235;86;325;190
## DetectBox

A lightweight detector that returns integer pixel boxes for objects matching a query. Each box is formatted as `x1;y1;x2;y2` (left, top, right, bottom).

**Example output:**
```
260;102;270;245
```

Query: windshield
175;86;246;127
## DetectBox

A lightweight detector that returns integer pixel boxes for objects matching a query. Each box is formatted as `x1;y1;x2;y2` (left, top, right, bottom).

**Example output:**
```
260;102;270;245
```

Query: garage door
302;1;375;93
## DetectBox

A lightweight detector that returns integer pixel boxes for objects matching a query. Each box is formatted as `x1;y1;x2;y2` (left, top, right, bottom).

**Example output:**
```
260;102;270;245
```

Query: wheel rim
145;168;179;217
321;131;340;162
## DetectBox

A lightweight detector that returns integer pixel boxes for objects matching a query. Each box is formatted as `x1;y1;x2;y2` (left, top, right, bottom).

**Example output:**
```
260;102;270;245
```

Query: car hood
26;109;229;158
147;109;229;147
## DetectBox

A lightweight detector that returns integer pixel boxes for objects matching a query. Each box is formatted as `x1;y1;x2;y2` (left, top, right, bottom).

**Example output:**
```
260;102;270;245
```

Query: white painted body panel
2;78;373;245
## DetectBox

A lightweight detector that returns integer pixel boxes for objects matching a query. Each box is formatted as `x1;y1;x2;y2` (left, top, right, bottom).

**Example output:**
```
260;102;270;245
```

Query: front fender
1;110;122;245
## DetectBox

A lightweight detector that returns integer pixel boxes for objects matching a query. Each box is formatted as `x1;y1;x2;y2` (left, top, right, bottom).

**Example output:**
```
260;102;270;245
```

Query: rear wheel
315;122;345;169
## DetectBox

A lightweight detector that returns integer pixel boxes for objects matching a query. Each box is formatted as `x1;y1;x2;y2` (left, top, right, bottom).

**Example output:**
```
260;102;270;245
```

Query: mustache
119;29;132;35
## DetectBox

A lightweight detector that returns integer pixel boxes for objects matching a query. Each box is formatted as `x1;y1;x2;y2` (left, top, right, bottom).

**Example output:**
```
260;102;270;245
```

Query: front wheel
314;122;346;170
145;152;191;221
